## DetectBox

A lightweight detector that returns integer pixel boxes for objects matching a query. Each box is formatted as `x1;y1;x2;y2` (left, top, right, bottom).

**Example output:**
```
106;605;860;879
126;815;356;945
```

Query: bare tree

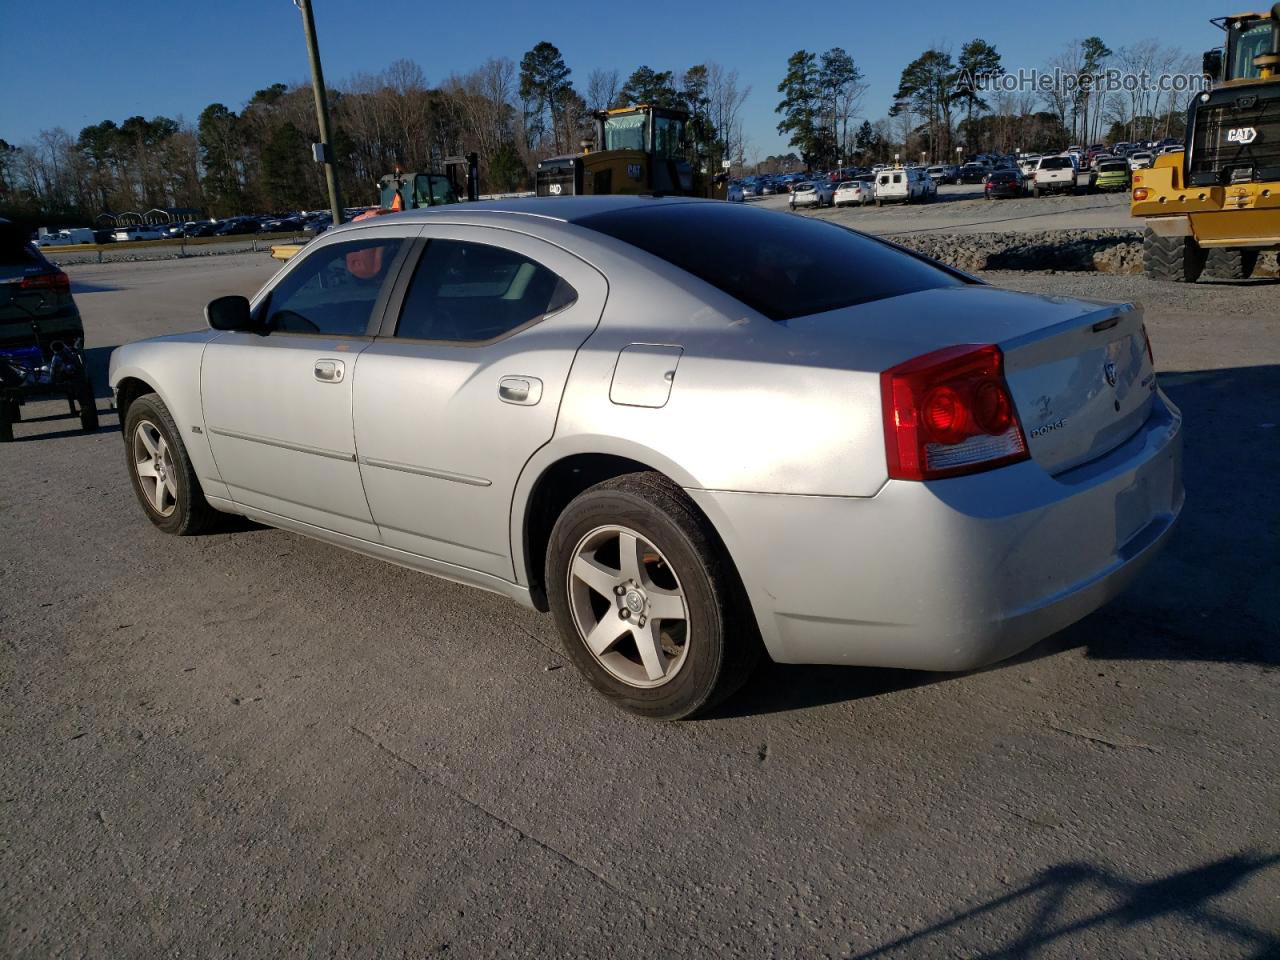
586;68;620;112
706;63;750;162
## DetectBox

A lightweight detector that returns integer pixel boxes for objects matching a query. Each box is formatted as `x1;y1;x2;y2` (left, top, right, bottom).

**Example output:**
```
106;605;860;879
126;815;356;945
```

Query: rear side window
395;239;577;342
576;202;964;322
262;237;403;336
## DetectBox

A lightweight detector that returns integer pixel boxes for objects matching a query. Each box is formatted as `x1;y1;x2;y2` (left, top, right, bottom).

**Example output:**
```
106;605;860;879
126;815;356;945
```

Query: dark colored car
159;223;186;239
0;219;96;440
184;221;217;238
259;216;304;233
213;218;259;237
984;169;1025;199
302;215;333;237
959;164;989;184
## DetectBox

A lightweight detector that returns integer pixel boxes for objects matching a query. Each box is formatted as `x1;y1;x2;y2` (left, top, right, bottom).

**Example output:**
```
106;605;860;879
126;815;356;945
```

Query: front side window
395;239;578;342
261;237;403;336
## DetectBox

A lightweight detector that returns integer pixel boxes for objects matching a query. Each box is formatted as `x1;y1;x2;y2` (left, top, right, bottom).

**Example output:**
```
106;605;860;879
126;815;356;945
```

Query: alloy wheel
567;524;690;688
132;419;177;517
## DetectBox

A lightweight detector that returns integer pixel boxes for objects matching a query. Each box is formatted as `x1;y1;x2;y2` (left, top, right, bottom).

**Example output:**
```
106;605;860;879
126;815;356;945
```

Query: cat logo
626;163;643;180
548;183;562;195
1226;127;1258;145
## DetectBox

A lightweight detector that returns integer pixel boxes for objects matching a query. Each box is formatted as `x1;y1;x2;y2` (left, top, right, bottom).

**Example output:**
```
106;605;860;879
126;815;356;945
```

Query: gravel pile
892;229;1280;277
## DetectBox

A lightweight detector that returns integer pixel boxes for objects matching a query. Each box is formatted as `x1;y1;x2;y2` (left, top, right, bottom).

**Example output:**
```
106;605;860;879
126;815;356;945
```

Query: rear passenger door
352;226;607;579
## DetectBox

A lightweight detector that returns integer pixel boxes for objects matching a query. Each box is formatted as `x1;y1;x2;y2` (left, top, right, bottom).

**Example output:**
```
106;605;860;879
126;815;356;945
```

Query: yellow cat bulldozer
534;105;726;200
1132;5;1280;280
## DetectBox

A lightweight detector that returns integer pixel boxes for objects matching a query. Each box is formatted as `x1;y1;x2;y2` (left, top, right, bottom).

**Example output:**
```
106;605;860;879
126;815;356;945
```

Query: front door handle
314;359;345;383
499;376;542;405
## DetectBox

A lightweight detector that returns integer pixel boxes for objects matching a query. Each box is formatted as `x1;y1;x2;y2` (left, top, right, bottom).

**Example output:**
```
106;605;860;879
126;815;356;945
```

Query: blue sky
0;0;1224;157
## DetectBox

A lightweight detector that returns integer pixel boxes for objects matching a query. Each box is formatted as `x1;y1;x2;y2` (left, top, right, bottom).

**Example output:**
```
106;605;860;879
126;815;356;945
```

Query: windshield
1039;157;1072;170
1228;20;1274;80
1100;162;1128;172
602;112;647;151
575;203;965;322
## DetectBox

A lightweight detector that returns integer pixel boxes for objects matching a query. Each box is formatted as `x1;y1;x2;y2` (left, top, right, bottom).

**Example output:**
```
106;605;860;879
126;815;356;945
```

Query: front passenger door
201;230;410;540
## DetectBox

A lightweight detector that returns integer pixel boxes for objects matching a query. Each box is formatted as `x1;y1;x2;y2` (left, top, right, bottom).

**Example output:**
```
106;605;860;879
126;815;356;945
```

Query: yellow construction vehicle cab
1133;5;1280;280
535;105;726;200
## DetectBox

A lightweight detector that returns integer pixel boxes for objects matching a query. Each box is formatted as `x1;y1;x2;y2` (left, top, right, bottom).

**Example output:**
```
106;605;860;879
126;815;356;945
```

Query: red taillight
20;271;70;293
880;344;1029;481
1132;187;1148;201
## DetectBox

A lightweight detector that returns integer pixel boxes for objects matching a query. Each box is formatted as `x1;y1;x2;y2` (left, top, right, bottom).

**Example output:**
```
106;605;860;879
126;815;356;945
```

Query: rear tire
1142;230;1207;282
546;472;762;720
1032;185;1041;198
1204;247;1259;280
123;393;217;535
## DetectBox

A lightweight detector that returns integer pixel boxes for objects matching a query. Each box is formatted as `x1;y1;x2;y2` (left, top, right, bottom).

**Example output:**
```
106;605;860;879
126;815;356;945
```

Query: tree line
0;42;749;226
773;35;1197;169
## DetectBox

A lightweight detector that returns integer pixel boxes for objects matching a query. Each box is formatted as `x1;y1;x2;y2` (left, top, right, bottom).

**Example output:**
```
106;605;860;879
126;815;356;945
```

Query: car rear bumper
688;389;1183;671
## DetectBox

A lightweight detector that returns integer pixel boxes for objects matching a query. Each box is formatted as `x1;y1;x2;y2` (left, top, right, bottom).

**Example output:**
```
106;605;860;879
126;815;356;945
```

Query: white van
36;227;96;247
874;167;933;205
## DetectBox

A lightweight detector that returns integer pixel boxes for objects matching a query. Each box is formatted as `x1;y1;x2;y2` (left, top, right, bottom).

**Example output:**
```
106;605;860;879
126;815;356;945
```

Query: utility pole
293;0;343;225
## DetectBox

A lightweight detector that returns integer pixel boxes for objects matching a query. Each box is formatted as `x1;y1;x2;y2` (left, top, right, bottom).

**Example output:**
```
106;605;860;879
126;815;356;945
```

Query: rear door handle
314;359;345;383
499;376;542;405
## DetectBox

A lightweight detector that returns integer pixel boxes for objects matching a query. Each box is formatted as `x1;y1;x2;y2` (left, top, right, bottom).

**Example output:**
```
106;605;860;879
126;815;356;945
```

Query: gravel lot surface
2;254;1277;958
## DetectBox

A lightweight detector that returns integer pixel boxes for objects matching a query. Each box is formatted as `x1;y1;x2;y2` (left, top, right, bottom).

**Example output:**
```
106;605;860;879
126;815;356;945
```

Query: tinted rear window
575;202;964;321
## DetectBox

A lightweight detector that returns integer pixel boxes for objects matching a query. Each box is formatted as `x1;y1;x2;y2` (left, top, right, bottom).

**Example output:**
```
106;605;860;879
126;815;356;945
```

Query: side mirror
205;295;256;333
1202;48;1223;82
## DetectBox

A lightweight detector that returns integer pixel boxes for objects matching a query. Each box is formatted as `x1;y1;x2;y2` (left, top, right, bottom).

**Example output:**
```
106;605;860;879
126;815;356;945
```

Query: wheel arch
113;374;157;424
512;440;737;614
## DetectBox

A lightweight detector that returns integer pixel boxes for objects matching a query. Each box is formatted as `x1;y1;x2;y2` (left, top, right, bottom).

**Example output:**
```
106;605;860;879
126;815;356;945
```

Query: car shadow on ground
847;850;1280;958
716;363;1280;718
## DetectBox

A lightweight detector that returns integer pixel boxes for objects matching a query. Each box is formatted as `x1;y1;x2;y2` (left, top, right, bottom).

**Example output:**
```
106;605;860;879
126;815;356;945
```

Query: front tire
123;393;217;535
1142;230;1207;282
546;473;761;720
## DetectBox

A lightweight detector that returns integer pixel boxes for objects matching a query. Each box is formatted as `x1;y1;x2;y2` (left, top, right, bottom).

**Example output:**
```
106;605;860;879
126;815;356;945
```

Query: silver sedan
109;196;1183;719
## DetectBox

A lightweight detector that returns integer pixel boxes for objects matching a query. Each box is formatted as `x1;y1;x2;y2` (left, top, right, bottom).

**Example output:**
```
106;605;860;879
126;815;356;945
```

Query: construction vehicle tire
1142;230;1207;283
1204;247;1259;280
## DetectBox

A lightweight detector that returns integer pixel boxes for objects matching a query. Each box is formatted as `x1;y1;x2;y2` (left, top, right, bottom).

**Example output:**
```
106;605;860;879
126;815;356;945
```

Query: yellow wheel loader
534;105;726;200
1132;5;1280;280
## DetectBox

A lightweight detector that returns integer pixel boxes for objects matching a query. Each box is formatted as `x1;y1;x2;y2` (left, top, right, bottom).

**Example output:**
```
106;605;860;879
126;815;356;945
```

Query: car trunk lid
785;283;1157;475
